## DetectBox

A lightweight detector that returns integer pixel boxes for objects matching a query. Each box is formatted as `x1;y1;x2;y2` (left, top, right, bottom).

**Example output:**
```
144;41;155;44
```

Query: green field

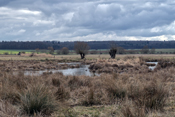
0;48;175;55
0;50;34;54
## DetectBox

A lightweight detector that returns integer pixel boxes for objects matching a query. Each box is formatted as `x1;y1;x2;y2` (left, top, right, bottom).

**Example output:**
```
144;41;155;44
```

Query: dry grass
0;54;175;61
0;56;175;116
19;84;58;115
0;100;19;117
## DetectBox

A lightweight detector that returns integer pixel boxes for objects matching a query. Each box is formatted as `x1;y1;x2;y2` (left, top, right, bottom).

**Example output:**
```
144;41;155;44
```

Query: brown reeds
19;84;58;115
0;57;173;116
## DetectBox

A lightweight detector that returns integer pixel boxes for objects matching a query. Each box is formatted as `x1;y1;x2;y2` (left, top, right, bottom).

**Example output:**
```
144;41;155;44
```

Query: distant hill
0;41;175;50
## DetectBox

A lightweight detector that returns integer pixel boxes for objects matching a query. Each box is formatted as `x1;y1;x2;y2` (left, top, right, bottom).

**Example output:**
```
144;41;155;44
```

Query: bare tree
74;42;89;59
117;47;125;54
141;45;149;54
48;47;54;54
61;47;69;55
35;48;39;54
56;49;61;55
109;43;117;59
150;48;155;54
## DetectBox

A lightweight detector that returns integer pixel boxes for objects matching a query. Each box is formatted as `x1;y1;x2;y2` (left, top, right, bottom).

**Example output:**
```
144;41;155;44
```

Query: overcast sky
0;0;175;41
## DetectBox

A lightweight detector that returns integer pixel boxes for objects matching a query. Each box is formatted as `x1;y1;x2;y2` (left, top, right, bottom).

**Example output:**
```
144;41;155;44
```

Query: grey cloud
0;0;175;41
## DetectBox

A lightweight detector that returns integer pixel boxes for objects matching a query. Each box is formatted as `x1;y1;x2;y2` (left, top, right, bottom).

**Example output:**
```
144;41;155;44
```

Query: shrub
81;88;101;106
137;81;168;111
128;80;169;111
104;78;126;100
19;84;58;115
3;52;9;55
121;100;146;117
61;47;69;55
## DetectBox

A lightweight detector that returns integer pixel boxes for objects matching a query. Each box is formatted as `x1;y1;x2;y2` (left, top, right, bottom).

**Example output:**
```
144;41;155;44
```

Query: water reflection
18;63;99;77
57;65;98;76
146;62;158;70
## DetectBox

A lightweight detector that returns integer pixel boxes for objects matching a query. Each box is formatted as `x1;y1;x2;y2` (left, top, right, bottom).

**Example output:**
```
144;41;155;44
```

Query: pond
19;63;99;77
146;62;158;70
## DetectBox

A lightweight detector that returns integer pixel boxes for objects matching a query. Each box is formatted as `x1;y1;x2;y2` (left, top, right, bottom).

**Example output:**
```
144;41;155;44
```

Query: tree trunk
80;53;85;59
109;49;116;59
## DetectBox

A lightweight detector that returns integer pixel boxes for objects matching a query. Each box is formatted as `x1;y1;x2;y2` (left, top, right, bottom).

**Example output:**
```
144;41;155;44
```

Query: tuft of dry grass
19;84;58;116
104;77;127;100
121;100;146;117
0;100;19;117
55;85;70;100
52;78;61;87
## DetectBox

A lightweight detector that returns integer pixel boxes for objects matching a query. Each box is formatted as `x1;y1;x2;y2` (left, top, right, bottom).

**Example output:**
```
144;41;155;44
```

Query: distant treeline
0;41;175;50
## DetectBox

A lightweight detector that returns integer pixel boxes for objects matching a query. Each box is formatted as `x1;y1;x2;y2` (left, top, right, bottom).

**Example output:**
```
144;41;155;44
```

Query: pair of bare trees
74;42;119;59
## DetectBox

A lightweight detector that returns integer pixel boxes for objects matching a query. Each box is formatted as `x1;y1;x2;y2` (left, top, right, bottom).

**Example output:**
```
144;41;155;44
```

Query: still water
23;63;98;76
146;62;158;70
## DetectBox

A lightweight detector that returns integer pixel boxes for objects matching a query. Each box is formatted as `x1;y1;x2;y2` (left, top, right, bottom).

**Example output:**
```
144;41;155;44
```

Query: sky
0;0;175;41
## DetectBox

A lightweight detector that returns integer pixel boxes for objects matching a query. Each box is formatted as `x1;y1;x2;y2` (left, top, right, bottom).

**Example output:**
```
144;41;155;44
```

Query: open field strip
0;50;34;54
0;54;175;60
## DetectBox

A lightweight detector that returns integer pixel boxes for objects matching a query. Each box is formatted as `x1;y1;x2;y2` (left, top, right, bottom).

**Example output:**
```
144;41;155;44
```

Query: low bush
104;78;127;100
121;100;146;117
128;80;169;111
19;84;58;115
135;81;168;111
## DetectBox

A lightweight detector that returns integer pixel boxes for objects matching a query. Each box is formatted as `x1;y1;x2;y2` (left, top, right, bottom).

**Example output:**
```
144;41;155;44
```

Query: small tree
117;47;125;54
141;45;149;54
150;48;155;54
74;42;89;59
61;47;69;55
35;48;39;54
56;50;61;55
109;44;117;59
48;47;54;54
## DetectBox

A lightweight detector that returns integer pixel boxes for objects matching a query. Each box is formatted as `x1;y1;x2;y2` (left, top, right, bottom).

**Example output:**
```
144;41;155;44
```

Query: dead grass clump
121;100;146;117
68;76;91;90
136;81;168;111
123;56;136;61
104;78;127;100
128;80;169;112
55;85;70;100
0;100;19;117
19;84;58;116
52;78;60;87
81;88;102;106
0;77;20;104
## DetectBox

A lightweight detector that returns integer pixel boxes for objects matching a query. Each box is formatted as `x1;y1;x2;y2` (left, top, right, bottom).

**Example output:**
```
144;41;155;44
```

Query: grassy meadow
0;50;33;54
1;54;175;116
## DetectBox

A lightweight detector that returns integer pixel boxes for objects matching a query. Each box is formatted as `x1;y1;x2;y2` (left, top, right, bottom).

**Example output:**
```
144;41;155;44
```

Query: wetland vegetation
0;54;175;116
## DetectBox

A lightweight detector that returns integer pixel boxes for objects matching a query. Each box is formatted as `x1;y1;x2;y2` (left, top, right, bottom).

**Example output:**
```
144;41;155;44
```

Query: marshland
1;54;175;117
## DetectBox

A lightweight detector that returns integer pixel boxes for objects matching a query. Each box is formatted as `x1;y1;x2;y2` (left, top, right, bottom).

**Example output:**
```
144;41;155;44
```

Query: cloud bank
0;0;175;41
